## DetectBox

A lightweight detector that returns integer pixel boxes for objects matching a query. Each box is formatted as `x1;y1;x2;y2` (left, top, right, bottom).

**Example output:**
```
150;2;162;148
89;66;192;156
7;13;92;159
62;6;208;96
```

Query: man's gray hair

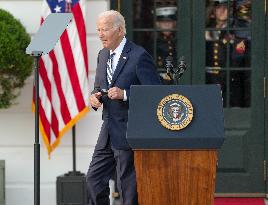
98;10;126;34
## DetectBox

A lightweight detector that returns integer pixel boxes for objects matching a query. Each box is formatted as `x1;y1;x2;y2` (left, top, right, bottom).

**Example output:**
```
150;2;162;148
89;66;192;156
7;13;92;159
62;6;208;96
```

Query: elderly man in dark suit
87;10;161;205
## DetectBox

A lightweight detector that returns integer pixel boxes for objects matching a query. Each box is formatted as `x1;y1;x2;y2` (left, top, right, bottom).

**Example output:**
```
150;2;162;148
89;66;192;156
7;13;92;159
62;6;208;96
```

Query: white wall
0;1;109;205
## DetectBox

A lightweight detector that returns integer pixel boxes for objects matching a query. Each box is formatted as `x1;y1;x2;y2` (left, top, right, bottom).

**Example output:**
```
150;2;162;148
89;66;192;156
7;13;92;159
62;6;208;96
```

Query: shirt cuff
123;90;127;101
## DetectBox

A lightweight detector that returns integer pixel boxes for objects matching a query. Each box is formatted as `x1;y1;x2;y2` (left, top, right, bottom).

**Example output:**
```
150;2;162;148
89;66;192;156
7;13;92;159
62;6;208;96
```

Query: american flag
34;0;89;155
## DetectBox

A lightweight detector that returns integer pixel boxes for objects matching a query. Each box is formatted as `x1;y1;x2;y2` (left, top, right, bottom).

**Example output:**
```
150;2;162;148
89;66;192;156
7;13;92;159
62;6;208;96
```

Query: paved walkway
112;198;268;205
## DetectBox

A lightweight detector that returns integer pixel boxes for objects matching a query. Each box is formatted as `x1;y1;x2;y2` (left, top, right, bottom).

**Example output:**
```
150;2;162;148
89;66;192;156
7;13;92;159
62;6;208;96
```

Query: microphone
177;56;187;79
165;56;174;81
165;56;174;73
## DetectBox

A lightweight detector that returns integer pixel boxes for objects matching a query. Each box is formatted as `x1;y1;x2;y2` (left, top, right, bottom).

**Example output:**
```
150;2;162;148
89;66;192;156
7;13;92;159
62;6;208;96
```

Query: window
133;0;178;85
205;0;251;107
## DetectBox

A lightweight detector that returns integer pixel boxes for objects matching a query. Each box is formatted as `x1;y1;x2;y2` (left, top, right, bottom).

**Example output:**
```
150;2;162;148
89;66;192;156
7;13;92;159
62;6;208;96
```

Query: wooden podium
127;85;224;205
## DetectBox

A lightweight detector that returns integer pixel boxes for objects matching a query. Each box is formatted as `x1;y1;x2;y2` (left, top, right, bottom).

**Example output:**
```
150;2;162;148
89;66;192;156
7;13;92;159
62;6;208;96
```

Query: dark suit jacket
93;39;161;150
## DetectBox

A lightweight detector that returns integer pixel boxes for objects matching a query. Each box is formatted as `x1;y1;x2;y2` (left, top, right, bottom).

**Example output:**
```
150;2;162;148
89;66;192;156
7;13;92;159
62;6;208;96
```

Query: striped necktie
107;53;115;85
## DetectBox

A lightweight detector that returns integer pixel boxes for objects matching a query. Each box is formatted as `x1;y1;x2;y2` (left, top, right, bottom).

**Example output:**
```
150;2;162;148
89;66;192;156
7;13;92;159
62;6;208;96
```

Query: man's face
215;4;228;21
156;20;176;36
97;16;124;51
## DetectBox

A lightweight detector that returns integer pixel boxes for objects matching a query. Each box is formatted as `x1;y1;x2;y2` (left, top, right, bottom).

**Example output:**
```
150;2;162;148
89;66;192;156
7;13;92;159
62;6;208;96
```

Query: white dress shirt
109;37;127;101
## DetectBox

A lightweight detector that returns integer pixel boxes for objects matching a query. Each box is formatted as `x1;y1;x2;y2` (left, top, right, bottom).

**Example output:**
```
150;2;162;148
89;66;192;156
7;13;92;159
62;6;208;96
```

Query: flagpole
72;125;76;173
33;52;42;205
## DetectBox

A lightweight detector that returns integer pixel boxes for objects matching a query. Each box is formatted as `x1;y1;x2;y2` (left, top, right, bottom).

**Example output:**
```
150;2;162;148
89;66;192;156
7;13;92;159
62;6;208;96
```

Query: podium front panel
126;85;224;149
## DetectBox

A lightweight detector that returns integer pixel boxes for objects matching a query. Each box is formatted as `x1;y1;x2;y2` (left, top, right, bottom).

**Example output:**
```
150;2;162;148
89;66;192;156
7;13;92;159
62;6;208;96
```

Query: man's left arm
124;51;161;98
108;51;161;101
136;51;161;84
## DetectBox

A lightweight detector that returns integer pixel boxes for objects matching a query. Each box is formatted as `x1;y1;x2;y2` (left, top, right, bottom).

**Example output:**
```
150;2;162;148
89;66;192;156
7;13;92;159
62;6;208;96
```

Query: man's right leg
87;142;115;205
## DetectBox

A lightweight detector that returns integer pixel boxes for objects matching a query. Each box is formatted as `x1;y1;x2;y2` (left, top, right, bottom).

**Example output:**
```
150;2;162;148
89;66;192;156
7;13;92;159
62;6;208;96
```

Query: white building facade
0;1;108;205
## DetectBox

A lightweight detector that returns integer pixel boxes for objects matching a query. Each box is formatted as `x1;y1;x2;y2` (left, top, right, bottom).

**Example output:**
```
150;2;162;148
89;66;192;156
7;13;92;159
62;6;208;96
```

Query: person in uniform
231;0;251;68
206;0;228;106
205;0;251;107
230;0;251;107
155;6;177;84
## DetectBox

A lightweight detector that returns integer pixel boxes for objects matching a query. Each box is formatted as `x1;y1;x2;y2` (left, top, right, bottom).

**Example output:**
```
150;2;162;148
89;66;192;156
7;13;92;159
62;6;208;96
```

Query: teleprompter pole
33;51;42;205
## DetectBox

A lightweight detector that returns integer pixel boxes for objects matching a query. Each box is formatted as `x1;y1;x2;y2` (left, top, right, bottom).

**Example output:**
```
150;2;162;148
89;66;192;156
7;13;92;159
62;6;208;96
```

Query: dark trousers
86;138;138;205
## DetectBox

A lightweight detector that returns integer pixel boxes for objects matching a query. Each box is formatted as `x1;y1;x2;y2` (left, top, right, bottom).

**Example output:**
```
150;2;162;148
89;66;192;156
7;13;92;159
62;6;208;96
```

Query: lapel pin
123;56;127;60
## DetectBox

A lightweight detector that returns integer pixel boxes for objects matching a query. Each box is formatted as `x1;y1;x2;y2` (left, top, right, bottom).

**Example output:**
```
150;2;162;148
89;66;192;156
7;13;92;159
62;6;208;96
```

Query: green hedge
0;9;33;108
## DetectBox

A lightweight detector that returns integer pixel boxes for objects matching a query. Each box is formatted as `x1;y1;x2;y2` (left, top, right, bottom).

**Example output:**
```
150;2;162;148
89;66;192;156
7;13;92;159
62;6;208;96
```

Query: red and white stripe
34;0;89;155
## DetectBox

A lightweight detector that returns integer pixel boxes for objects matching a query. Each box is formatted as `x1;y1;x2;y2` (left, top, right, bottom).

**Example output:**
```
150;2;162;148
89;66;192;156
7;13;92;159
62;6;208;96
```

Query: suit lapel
110;40;131;87
101;49;110;89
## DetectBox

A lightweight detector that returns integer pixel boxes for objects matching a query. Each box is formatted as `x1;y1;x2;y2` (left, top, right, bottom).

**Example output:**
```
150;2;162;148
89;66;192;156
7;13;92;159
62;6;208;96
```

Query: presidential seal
157;94;193;130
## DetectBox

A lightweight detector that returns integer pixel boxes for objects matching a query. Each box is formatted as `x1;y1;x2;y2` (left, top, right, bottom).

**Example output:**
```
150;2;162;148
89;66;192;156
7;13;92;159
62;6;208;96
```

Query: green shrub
0;9;33;108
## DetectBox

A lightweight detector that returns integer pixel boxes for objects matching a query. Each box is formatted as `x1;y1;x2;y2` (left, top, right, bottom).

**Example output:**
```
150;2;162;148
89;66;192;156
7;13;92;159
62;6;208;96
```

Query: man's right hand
89;92;102;108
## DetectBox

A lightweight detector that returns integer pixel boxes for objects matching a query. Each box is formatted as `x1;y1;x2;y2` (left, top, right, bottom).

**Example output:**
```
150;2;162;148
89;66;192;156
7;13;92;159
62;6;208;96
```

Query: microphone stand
165;56;187;85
